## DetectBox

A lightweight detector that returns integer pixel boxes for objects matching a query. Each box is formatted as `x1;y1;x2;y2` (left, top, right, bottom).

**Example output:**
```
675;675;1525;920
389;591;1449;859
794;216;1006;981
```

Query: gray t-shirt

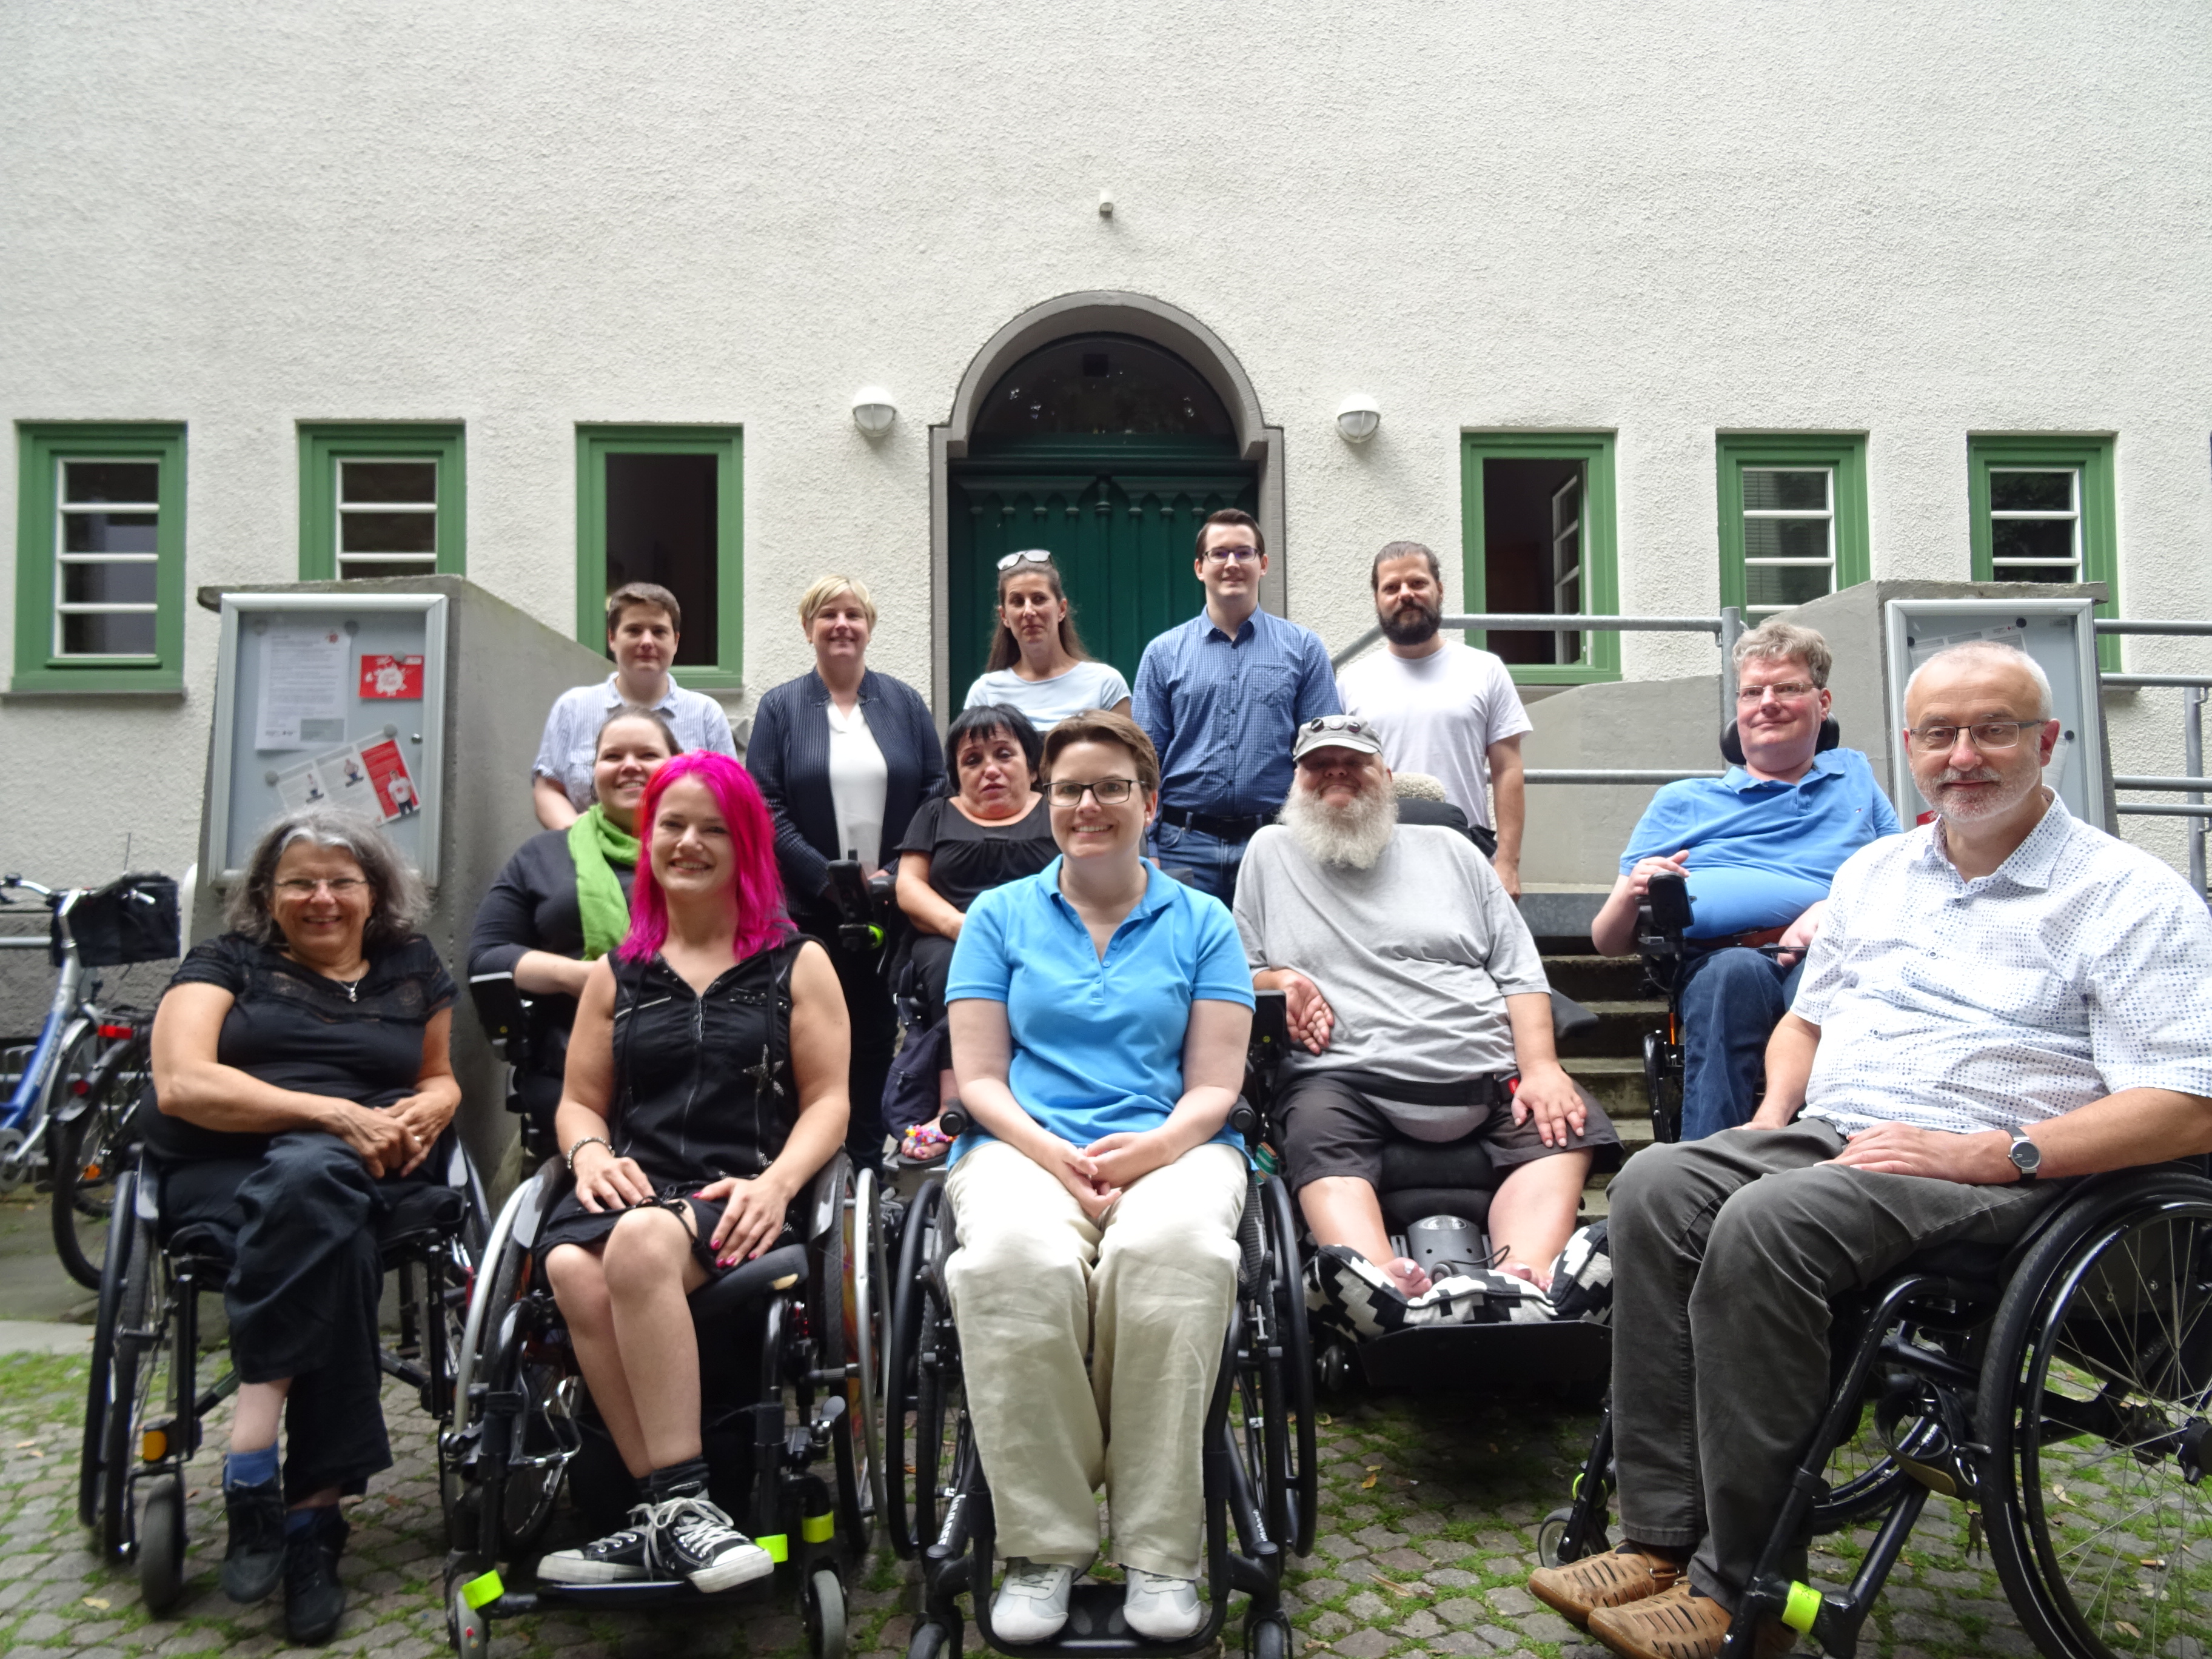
1233;822;1549;1136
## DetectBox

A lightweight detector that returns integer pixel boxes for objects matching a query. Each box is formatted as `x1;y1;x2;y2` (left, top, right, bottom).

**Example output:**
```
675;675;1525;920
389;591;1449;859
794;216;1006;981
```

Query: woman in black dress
468;706;680;1145
889;705;1057;1158
532;751;851;1594
148;813;457;1643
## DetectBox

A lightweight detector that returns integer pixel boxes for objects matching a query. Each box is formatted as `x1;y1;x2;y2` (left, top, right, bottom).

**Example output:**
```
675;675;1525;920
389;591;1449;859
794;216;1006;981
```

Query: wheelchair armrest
1549;990;1600;1045
469;971;534;1070
799;1150;850;1241
689;1240;809;1320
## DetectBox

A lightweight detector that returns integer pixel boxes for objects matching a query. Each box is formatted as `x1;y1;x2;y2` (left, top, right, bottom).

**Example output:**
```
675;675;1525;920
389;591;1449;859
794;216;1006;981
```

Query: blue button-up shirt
1132;607;1341;816
943;858;1256;1165
1620;747;1902;938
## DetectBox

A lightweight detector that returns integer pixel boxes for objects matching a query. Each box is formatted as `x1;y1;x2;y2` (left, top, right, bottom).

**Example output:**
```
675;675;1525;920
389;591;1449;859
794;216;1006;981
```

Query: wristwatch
2006;1130;2042;1184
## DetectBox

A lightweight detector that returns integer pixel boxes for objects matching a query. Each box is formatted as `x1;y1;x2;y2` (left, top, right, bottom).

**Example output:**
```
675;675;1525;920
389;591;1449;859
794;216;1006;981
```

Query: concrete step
1563;1054;1650;1116
1556;997;1669;1061
1544;953;1649;1003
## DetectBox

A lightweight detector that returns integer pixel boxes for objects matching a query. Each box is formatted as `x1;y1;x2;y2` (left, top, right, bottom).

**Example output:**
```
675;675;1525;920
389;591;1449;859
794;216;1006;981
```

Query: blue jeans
1675;945;1804;1140
1148;820;1247;905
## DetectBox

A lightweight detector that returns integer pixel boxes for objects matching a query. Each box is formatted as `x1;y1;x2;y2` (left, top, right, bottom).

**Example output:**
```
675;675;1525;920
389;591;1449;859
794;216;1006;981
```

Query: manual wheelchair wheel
1977;1174;2212;1659
804;1564;848;1659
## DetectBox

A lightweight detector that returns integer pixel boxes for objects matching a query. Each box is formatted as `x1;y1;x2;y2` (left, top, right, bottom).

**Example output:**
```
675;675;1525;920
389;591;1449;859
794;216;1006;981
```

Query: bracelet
565;1134;612;1173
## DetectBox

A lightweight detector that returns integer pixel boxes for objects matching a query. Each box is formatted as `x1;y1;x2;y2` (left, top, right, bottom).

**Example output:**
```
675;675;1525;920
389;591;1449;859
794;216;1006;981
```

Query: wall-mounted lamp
851;387;897;438
1335;393;1381;444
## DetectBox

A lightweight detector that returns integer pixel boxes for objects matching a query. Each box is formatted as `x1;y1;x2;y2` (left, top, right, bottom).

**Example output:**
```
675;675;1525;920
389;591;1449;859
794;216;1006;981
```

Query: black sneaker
283;1509;349;1645
220;1476;286;1604
646;1493;774;1593
538;1507;654;1584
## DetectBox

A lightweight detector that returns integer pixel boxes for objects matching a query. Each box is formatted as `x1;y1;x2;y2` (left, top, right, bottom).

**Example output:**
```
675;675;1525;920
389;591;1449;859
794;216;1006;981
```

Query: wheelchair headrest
1720;716;1840;767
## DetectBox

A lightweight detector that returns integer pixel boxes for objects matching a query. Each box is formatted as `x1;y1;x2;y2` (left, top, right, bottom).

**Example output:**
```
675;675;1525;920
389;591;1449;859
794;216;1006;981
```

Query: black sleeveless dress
537;939;804;1262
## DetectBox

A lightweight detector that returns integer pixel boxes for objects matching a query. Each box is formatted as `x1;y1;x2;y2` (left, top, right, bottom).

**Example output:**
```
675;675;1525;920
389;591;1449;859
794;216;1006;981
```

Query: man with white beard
1530;641;2212;1659
1233;715;1621;1301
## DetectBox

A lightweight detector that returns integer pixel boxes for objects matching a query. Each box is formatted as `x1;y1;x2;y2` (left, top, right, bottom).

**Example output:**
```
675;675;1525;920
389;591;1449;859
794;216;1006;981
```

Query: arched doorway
930;293;1284;711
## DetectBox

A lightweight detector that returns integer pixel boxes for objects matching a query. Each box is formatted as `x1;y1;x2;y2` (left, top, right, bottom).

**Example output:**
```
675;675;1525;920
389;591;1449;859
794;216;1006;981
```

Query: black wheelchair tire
447;1564;492;1659
49;1026;144;1291
905;1618;958;1659
1262;1174;1318;1558
1245;1610;1292;1659
138;1473;186;1612
1976;1172;2212;1659
811;1161;873;1563
80;1166;139;1529
884;1175;947;1558
99;1198;157;1560
805;1564;848;1659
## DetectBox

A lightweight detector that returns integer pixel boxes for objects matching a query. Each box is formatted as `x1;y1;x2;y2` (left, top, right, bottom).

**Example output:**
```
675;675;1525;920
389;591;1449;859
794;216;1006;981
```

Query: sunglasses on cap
997;549;1056;571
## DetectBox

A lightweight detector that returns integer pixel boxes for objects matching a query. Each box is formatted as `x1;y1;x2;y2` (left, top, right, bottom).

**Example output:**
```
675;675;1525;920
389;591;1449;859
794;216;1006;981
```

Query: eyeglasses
1302;716;1372;736
275;877;368;897
1202;545;1263;566
1045;777;1139;805
1908;720;2037;751
997;549;1056;571
1736;681;1818;703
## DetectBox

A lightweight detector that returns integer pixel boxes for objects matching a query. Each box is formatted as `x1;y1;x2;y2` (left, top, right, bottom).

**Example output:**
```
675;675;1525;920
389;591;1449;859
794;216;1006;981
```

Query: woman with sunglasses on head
942;709;1255;1644
470;705;683;1149
147;812;458;1643
961;550;1131;731
748;574;945;1167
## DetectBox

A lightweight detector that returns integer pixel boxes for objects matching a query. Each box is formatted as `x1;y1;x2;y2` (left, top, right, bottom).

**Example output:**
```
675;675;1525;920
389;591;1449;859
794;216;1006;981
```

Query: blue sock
284;1507;321;1537
224;1444;279;1492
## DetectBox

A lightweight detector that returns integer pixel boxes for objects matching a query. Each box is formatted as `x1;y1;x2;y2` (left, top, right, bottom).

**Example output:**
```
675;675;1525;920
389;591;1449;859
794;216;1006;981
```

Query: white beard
1281;782;1398;870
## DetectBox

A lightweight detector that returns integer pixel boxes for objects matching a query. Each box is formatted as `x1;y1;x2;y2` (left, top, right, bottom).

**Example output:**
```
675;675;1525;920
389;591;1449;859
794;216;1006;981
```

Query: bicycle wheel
50;1027;147;1290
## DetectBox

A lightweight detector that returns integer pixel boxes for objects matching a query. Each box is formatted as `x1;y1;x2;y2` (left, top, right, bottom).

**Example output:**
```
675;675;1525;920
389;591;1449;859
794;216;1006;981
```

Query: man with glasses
1589;620;1900;1138
1132;509;1340;903
1530;639;2212;1659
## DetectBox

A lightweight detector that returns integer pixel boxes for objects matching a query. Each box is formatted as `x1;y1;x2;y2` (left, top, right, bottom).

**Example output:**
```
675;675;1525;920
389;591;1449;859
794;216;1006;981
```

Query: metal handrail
2096;619;2212;635
1330;611;1732;672
1524;768;1725;785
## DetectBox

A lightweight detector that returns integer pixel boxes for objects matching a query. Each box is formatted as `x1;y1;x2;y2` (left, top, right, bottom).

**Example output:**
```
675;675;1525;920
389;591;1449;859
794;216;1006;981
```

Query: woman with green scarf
469;708;682;1145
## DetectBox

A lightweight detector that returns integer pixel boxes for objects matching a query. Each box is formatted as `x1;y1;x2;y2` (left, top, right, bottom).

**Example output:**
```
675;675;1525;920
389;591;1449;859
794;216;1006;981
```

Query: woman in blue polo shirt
942;709;1255;1646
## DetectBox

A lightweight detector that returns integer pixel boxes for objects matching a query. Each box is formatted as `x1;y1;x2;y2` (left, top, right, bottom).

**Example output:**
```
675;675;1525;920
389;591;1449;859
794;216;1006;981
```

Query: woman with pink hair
531;752;852;1592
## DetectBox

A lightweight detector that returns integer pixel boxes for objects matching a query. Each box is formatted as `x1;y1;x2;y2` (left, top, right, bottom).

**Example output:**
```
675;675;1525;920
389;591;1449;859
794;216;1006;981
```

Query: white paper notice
256;628;350;750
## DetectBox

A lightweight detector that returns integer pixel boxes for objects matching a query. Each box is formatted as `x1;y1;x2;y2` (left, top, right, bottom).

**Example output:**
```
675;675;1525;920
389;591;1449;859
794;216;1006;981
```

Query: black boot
220;1476;286;1604
283;1507;349;1644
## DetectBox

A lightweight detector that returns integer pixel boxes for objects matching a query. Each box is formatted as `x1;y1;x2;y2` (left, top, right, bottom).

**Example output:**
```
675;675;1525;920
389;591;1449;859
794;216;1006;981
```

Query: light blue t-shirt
963;659;1131;731
943;858;1256;1164
1620;747;1903;938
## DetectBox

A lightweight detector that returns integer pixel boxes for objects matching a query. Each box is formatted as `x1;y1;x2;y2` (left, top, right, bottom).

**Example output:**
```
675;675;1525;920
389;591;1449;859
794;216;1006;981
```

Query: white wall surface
5;1;2211;888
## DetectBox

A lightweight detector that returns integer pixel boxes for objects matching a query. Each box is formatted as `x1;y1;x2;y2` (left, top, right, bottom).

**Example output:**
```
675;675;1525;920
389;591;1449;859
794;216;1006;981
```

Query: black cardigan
747;668;946;904
466;828;637;1087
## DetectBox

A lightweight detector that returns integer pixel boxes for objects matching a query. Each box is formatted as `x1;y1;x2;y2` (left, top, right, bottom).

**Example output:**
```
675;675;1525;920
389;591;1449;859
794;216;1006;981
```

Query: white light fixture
1335;393;1381;444
851;387;897;438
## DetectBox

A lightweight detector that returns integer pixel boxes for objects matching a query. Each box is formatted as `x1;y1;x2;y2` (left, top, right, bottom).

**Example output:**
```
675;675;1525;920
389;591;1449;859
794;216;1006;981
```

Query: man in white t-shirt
1336;541;1533;896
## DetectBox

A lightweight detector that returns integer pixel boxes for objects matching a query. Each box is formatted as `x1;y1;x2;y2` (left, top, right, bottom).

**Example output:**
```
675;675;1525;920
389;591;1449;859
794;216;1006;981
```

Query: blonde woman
748;575;945;1163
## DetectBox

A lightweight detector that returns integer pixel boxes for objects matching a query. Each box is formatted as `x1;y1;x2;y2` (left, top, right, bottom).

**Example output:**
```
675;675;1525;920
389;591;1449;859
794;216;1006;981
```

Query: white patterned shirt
1793;793;2212;1138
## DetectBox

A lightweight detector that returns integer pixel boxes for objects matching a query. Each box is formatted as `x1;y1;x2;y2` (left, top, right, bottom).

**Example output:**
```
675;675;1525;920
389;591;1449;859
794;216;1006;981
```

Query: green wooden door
948;435;1257;699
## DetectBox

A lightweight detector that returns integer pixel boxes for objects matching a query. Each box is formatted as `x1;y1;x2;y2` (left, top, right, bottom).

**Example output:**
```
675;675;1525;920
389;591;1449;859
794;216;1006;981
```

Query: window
575;426;744;688
298;424;465;580
12;423;186;692
1968;434;2117;666
1458;432;1618;683
1715;434;1870;620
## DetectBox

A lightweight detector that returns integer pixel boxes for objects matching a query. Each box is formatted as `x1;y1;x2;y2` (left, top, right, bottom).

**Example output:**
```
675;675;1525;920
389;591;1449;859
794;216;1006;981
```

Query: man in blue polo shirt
1133;508;1340;902
1590;620;1900;1138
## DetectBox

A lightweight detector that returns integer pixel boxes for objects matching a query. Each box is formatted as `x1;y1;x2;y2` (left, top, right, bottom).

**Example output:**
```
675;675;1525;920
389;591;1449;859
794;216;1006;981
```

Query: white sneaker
1122;1567;1204;1639
994;1558;1075;1642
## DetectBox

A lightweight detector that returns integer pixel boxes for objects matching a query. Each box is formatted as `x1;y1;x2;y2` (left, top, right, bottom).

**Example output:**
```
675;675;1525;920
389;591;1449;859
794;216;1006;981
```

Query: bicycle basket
56;873;181;968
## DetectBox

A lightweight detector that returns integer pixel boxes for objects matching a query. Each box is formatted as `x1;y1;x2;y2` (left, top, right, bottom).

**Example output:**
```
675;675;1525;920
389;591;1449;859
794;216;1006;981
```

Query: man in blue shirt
1590;622;1901;1138
1133;509;1340;902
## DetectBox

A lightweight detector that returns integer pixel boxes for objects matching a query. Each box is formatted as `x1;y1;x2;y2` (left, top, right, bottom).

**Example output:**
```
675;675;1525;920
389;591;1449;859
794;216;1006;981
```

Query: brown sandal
1527;1546;1687;1627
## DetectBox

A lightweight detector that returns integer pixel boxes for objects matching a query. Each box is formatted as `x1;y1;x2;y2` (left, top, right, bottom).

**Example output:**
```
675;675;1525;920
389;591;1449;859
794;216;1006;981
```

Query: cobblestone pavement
0;1350;2073;1659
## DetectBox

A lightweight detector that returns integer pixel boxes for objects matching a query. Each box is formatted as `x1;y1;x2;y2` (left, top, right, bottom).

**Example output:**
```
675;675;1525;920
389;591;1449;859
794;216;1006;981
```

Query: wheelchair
438;1148;887;1659
882;1101;1315;1659
1240;990;1614;1395
77;1134;489;1612
1539;1161;2212;1659
1635;716;1845;1146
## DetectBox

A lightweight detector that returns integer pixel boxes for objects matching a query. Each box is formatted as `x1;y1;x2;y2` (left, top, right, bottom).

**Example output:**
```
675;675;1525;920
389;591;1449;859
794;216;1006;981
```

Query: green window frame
1715;434;1870;620
297;423;466;581
575;426;745;690
12;421;187;694
1458;431;1620;685
1968;434;2118;668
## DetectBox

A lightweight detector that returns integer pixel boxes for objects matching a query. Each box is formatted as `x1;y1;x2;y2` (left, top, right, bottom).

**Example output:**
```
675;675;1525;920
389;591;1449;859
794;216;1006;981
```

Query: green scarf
567;805;639;960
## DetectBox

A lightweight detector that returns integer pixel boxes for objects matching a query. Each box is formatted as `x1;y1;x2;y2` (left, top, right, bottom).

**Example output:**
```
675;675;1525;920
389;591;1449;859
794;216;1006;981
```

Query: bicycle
1;872;178;1290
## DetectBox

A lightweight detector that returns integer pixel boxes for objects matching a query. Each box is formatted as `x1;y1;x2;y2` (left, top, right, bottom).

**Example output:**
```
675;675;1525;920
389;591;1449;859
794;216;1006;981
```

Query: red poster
359;654;424;700
357;738;421;819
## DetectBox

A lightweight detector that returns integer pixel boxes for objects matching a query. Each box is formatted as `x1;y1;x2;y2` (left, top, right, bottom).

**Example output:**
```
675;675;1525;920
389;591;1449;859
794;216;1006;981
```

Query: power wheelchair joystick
825;856;896;954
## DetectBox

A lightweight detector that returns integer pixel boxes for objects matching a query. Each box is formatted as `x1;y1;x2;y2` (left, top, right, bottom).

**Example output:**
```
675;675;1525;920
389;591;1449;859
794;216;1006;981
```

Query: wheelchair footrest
1355;1320;1609;1391
985;1580;1218;1652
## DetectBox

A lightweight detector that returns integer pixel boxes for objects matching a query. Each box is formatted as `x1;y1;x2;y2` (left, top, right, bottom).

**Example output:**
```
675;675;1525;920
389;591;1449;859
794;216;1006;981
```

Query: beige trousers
945;1138;1247;1580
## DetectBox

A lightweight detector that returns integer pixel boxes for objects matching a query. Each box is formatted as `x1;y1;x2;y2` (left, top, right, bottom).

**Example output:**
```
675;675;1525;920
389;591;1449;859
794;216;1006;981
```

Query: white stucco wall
4;1;2211;888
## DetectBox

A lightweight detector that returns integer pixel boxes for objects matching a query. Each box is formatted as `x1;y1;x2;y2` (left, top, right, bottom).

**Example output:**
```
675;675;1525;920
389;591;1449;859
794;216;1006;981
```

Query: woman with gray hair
147;811;458;1644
